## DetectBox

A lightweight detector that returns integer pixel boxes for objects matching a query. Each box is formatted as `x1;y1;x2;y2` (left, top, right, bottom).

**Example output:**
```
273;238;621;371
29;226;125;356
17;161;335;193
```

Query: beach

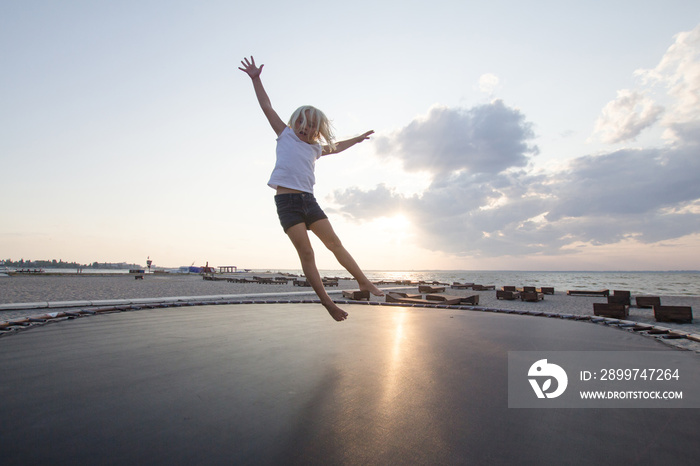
1;272;698;352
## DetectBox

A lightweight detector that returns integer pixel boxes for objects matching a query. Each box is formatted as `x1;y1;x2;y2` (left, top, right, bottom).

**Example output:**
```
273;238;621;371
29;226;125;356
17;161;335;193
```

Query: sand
1;273;698;352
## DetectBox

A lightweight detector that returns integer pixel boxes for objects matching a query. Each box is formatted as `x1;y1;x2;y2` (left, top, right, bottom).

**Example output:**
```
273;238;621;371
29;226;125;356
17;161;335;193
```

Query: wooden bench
568;289;610;297
608;295;629;305
654;305;693;323
608;290;631;306
636;296;661;308
593;303;628;319
502;286;517;292
520;292;544;302
343;290;370;301
538;287;555;295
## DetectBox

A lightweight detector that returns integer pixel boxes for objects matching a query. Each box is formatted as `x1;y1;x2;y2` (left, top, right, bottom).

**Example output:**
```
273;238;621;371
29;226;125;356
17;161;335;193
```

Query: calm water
312;270;700;296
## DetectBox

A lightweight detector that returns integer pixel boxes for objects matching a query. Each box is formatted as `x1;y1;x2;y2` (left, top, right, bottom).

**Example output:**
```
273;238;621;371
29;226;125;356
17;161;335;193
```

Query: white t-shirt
268;127;323;193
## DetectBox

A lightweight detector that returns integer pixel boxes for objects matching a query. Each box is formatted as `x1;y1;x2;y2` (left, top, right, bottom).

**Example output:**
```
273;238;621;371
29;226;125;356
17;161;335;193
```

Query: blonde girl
239;56;384;321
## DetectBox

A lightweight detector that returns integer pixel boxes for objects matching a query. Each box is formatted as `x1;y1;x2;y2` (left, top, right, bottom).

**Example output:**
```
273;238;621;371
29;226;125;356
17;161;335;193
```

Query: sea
6;268;699;297
320;270;700;297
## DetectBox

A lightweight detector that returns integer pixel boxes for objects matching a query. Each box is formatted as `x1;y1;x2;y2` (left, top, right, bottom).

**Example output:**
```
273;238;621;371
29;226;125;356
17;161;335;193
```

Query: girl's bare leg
310;219;384;296
285;223;348;321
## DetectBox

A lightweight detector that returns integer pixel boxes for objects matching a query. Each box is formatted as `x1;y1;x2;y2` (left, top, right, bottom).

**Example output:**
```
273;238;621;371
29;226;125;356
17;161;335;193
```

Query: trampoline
1;303;698;465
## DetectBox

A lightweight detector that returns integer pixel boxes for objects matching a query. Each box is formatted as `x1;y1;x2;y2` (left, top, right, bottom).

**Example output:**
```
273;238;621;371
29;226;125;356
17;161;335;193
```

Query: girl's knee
295;244;315;262
323;236;344;252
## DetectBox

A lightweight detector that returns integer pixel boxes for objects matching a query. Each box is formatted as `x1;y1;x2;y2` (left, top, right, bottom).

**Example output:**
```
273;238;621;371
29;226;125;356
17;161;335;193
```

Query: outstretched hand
239;56;263;79
357;130;374;143
323;130;376;155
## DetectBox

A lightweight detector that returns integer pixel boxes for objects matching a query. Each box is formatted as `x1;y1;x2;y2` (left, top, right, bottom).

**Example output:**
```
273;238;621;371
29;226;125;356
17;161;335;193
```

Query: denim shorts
274;193;329;233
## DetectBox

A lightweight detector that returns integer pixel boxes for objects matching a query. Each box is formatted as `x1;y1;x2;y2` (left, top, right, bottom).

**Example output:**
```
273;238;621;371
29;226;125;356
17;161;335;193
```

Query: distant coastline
1;260;142;270
3;258;698;275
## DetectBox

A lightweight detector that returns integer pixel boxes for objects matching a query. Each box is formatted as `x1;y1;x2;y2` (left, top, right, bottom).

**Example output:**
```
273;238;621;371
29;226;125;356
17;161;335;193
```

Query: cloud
374;101;539;176
478;73;500;94
636;23;700;131
592;89;664;144
547;146;700;220
593;23;700;144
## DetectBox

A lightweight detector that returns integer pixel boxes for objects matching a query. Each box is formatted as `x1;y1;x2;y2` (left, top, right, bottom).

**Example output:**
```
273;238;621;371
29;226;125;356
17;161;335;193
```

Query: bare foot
360;281;385;297
323;302;349;321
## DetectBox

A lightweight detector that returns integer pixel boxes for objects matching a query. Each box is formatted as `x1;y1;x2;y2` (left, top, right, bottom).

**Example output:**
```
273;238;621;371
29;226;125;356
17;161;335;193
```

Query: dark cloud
332;101;700;258
547;146;700;220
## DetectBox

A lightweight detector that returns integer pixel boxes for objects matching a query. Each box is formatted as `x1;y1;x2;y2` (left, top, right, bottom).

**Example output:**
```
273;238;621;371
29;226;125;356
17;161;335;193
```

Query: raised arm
322;130;374;156
239;56;287;136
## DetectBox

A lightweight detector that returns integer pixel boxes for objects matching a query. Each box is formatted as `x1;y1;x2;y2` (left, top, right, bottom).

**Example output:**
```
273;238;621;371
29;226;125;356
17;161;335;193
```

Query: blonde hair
288;106;336;150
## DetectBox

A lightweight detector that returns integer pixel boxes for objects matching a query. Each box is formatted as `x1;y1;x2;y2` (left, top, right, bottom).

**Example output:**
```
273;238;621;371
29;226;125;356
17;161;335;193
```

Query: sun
370;213;413;246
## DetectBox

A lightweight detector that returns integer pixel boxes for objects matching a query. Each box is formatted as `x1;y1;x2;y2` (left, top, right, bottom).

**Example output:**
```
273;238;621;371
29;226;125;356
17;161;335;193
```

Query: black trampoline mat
1;304;698;465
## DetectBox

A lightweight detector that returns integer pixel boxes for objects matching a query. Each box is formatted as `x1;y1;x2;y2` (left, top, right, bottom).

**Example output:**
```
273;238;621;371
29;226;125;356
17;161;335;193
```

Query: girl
239;56;384;322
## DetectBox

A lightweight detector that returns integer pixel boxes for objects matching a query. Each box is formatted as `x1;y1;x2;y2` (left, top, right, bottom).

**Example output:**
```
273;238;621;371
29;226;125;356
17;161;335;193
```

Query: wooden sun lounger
385;291;422;300
385;292;422;303
593;303;628;319
424;294;465;306
461;295;479;305
497;290;520;300
399;298;437;305
343;290;370;301
386;292;478;306
257;277;277;284
385;292;433;305
472;284;495;291
567;289;610;297
451;282;473;289
418;285;446;293
503;286;554;295
292;279;338;288
635;296;661;308
654;305;693;323
425;294;480;306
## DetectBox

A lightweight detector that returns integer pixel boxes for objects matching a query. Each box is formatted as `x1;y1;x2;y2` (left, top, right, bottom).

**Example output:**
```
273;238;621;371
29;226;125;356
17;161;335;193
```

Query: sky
2;0;700;271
